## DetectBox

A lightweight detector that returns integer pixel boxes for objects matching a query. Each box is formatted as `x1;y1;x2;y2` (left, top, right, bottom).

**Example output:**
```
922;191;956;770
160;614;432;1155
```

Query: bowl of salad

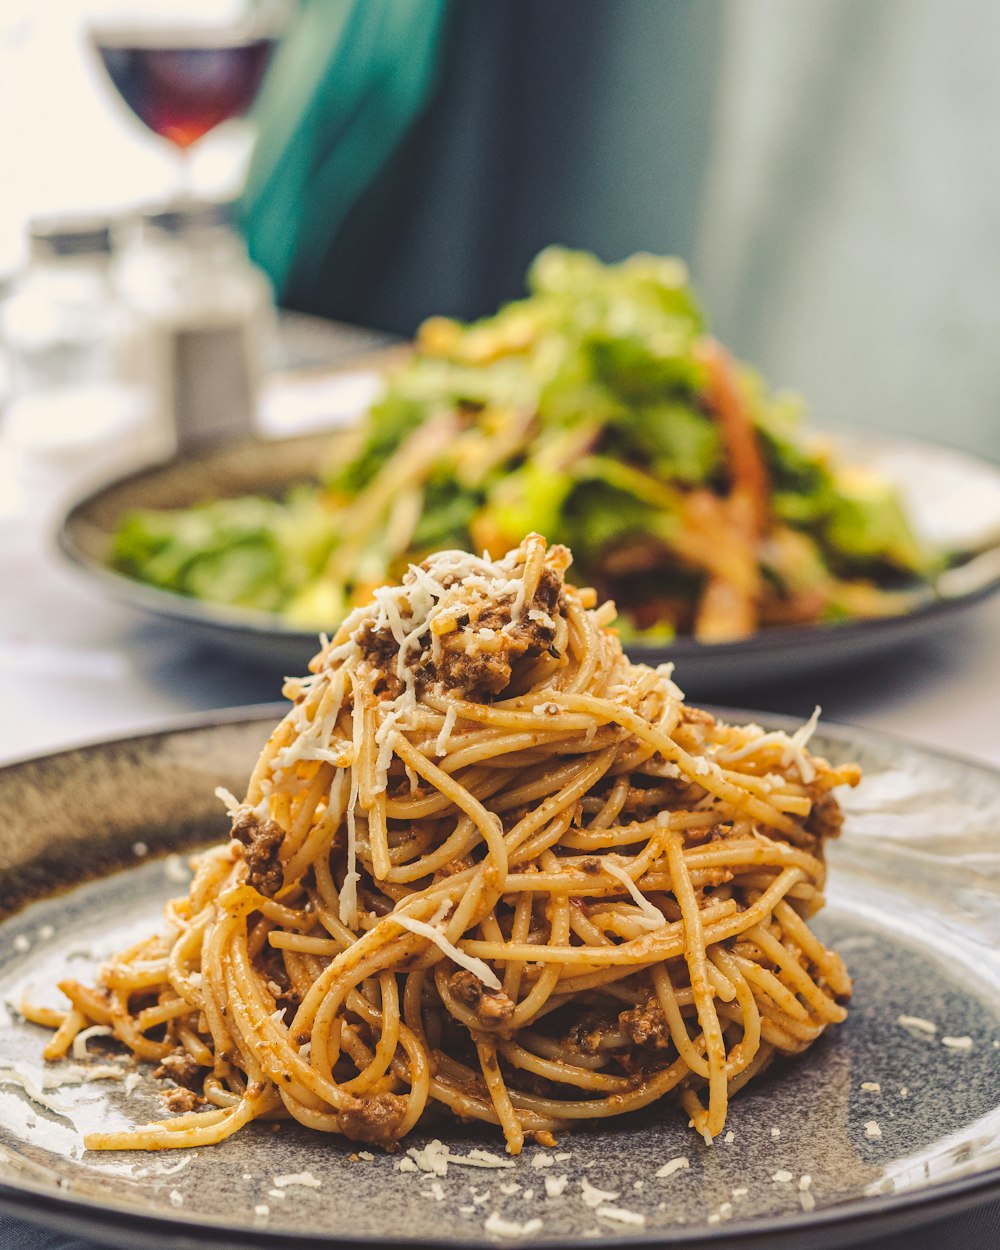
59;248;1000;691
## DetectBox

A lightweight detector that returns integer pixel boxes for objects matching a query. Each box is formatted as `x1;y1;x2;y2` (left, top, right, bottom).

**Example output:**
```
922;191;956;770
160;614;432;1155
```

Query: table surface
1;343;998;1250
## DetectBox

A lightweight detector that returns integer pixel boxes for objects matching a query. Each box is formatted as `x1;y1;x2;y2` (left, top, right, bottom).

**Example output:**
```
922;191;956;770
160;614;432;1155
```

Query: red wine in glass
93;31;278;149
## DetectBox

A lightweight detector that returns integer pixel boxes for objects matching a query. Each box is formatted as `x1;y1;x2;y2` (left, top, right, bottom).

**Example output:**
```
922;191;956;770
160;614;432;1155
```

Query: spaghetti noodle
33;535;858;1153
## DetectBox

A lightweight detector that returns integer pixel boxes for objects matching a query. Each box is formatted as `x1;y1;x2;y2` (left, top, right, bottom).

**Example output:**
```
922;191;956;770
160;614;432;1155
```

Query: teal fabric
241;0;453;303
240;0;721;336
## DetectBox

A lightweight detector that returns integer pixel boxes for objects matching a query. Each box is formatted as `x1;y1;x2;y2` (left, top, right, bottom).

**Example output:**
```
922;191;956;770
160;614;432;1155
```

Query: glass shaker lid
138;199;235;237
28;215;114;258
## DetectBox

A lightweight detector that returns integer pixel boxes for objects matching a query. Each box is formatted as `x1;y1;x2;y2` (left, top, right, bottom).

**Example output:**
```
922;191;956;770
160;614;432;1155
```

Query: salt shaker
116;200;274;453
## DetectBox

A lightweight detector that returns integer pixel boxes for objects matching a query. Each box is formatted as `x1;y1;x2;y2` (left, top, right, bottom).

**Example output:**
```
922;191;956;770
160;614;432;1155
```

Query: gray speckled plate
1;707;999;1250
56;429;1000;697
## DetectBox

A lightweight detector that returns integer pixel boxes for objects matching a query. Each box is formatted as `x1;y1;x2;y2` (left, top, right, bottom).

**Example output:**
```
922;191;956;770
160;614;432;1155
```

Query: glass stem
175;144;195;204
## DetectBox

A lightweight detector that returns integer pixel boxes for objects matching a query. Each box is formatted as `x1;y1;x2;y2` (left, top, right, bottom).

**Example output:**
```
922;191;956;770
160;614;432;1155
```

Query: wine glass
87;0;288;199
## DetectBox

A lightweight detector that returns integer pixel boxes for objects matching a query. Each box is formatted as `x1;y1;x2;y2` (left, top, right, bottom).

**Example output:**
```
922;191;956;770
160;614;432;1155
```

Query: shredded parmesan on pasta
392;914;502;990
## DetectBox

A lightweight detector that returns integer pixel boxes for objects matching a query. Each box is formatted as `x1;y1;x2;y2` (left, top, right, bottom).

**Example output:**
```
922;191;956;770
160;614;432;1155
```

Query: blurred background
1;0;997;466
1;0;999;766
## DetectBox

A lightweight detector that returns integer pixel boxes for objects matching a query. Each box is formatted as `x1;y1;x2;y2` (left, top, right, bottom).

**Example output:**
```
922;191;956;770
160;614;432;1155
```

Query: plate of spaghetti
56;248;1000;694
1;537;999;1249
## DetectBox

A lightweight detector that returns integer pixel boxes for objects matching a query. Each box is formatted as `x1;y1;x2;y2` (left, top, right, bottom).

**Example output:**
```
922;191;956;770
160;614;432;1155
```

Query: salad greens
113;247;933;641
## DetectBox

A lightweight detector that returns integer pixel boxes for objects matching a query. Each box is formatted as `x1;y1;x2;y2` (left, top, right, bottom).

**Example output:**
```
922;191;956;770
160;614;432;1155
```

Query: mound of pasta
37;535;859;1153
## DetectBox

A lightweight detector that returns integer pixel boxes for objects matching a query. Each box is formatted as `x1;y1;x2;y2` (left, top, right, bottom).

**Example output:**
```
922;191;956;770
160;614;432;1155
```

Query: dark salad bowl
57;428;1000;696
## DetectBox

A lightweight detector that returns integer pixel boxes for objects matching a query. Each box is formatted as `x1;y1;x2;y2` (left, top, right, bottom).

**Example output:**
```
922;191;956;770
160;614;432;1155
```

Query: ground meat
805;790;844;844
356;565;565;701
357;621;400;671
163;1086;202;1113
230;809;285;897
680;705;717;730
448;969;516;1024
564;1013;616;1056
433;857;474;881
433;646;512;696
431;579;560;698
618;998;672;1050
154;1049;202;1089
258;947;301;1014
338;1092;408;1145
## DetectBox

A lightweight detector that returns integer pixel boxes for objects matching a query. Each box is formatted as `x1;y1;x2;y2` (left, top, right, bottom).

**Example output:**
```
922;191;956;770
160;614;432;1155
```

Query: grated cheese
544;1175;568;1197
713;706;822;783
406;1140;451;1176
168;1189;183;1207
464;1149;515;1169
484;1212;543;1239
897;1014;936;1035
150;1156;192;1177
596;1206;645;1227
71;1025;114;1060
530;1153;554;1168
340;684;364;924
860;1082;881;1092
782;705;821;783
942;1035;973;1051
435;704;459;757
580;1178;619;1208
214;787;241;813
655;1156;689;1179
41;1062;124;1088
272;1171;321;1189
602;860;664;929
392;914;501;990
0;1062;72;1115
864;1121;882;1139
772;1170;794;1183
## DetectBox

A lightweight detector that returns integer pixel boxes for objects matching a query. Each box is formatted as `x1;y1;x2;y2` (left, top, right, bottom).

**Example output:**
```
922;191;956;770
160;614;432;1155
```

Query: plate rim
54;428;1000;661
0;1156;997;1250
2;705;1000;1249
